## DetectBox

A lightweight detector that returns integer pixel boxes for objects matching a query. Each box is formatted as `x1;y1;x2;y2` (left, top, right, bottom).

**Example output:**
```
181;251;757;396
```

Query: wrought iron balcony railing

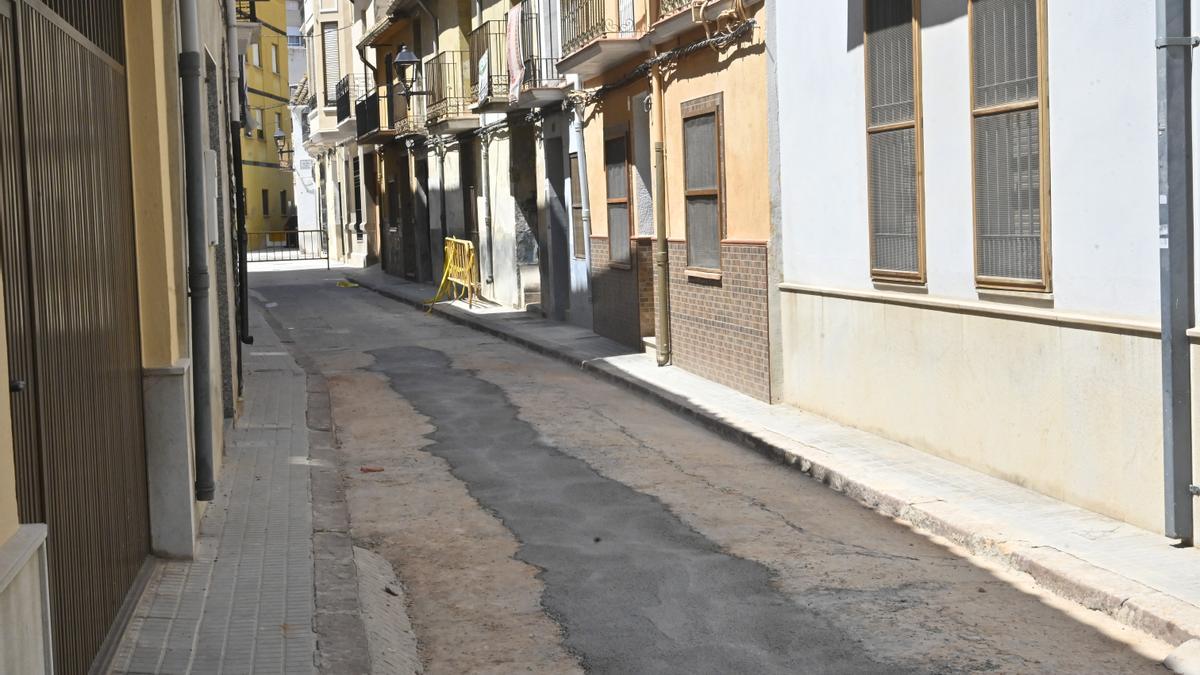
468;20;508;104
425;51;473;122
519;5;562;90
236;0;256;21
356;93;380;139
660;0;690;17
561;0;637;56
336;74;369;123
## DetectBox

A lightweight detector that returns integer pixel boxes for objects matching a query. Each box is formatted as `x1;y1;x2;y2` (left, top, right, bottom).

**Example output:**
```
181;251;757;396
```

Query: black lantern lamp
392;44;429;98
274;127;293;169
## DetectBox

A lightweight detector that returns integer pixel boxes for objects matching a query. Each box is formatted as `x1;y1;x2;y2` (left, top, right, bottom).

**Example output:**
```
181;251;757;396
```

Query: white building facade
773;0;1187;534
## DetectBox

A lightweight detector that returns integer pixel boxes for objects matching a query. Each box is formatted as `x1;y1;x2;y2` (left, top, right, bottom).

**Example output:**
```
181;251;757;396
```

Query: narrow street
255;267;1170;674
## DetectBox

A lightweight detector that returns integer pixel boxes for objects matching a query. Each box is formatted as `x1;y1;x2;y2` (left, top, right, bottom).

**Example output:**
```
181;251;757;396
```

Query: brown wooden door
0;1;150;672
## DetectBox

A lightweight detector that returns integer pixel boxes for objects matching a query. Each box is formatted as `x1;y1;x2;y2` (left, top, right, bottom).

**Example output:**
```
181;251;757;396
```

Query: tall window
352;157;362;224
971;0;1048;289
322;22;340;105
254;109;264;139
865;0;924;281
682;94;724;271
570;153;585;259
271;44;279;73
604;132;631;265
280;190;288;216
261;189;270;216
274;112;283;138
250;42;260;68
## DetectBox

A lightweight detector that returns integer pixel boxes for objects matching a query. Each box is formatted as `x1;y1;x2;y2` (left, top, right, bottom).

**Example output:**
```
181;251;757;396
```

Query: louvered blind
571;154;585;259
972;0;1043;283
866;0;920;276
323;22;339;105
605;136;631;264
683;106;722;271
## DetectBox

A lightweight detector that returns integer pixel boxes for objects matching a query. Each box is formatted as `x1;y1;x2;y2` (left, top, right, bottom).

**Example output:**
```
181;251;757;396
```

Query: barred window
570;153;585;260
605;133;631;265
865;0;923;280
682;94;723;271
971;0;1048;288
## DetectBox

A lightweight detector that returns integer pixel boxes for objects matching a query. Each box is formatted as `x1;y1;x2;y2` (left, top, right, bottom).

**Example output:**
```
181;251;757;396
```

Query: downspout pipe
1157;0;1196;544
481;132;495;283
226;0;252;359
180;0;215;502
651;65;671;366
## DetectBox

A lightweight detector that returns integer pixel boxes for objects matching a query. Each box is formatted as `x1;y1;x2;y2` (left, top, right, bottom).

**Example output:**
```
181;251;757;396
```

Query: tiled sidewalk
348;264;1200;652
109;309;316;674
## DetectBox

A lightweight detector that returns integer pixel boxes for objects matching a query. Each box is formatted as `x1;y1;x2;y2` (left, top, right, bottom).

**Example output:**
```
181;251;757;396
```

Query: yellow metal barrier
427;237;480;307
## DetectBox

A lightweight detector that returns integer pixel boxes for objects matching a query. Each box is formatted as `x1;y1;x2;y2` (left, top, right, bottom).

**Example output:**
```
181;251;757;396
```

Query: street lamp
274;127;293;169
392;44;429;99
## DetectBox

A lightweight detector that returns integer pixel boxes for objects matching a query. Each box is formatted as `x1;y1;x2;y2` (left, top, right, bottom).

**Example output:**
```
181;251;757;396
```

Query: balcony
356;93;380;140
468;20;508;108
425;51;478;132
660;0;689;16
392;91;428;138
512;3;566;108
559;0;649;80
649;0;764;46
336;74;368;124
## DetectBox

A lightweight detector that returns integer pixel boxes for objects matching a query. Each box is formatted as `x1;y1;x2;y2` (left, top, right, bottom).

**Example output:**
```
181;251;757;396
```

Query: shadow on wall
846;0;966;51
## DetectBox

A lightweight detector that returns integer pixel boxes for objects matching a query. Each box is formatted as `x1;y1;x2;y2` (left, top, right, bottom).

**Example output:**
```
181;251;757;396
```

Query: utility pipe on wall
481;132;495;284
180;0;215;502
225;2;252;357
1157;0;1196;544
651;66;671;366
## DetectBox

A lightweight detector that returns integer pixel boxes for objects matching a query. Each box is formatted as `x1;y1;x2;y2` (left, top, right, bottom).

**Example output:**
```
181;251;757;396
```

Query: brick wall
662;242;770;401
589;237;642;349
636;239;656;337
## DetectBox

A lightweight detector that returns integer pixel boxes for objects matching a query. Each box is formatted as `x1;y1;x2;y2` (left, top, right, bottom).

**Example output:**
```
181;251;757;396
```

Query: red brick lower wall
589;237;642;349
636;239;656;337
662;242;770;401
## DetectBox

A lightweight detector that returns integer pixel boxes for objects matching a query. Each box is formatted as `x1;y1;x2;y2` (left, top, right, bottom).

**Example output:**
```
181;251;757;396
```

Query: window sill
609;261;632;270
685;267;722;282
872;279;928;294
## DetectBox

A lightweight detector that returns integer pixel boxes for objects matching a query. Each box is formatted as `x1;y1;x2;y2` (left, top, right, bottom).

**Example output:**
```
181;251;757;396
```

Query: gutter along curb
348;271;1200;659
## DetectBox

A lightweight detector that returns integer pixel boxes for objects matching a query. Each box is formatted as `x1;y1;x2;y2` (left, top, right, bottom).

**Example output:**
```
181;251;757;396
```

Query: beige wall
659;6;768;241
780;287;1166;533
581;4;769;243
126;0;188;369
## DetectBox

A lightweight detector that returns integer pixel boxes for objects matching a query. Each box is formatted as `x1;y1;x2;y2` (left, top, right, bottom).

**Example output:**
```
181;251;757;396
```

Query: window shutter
323;22;340;105
972;0;1044;283
865;0;921;277
570;154;585;259
605;136;631;265
683;111;720;270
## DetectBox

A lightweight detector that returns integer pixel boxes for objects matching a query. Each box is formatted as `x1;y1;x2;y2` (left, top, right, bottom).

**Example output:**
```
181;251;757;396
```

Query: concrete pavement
256;265;1173;673
345;263;1200;663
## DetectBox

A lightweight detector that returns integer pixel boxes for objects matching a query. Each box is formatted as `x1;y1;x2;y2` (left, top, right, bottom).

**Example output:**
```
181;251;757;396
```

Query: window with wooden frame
682;93;724;272
570;152;585;259
604;129;632;266
970;0;1050;290
322;22;339;106
865;0;925;282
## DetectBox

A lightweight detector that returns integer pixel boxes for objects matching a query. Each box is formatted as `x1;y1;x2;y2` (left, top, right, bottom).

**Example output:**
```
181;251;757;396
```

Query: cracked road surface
254;268;1170;674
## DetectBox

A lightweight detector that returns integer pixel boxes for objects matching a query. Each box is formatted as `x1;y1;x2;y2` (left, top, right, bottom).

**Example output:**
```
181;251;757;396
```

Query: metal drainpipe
225;0;253;364
1157;0;1196;544
651;65;671;366
180;0;215;502
481;132;495;283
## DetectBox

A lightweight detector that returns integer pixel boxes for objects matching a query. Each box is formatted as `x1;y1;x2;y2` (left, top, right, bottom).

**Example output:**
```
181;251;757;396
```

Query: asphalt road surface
254;266;1170;675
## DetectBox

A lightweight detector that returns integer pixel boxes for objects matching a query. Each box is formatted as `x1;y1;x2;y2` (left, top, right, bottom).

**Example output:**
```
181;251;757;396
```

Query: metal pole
1157;0;1196;544
180;0;215;502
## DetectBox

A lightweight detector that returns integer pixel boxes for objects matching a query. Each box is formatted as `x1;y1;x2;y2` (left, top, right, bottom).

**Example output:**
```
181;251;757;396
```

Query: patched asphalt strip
369;345;909;675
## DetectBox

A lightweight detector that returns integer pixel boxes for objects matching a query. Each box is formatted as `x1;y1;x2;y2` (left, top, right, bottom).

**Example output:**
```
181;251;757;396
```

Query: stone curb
349;273;1200;661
